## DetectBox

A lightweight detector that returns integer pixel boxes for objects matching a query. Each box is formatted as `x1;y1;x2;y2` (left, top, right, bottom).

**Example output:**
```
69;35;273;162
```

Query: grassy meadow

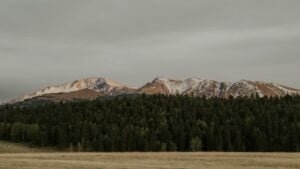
0;141;299;169
0;141;52;153
0;152;299;169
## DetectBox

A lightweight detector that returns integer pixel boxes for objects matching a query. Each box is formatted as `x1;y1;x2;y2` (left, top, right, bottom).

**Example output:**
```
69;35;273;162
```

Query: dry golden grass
0;152;299;169
0;141;52;153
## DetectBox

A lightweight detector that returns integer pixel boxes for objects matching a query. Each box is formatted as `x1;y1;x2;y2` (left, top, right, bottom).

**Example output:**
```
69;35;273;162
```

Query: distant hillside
9;89;107;107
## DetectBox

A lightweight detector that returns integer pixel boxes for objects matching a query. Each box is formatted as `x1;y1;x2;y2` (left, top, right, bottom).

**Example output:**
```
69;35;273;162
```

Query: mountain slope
29;89;105;102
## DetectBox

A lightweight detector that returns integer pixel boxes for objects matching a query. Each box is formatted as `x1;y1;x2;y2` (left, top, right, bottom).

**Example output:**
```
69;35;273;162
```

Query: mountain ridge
7;77;300;104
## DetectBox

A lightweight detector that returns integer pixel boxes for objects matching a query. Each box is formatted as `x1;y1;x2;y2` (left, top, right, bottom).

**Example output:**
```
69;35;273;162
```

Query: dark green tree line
0;94;299;152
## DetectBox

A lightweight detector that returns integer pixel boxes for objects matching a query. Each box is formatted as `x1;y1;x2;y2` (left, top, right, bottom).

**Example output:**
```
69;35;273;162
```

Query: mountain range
8;77;300;104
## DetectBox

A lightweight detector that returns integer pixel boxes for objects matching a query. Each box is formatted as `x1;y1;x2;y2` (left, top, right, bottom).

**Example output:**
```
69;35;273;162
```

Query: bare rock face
7;77;300;104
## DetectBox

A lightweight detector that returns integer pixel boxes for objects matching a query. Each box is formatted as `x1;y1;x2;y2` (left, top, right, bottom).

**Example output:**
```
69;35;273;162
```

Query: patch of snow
226;80;264;97
271;83;300;95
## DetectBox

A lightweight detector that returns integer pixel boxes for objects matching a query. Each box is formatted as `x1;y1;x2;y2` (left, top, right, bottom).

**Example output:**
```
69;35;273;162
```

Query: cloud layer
1;0;300;102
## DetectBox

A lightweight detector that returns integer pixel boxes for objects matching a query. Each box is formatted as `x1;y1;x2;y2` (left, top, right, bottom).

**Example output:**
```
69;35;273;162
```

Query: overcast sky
1;0;300;102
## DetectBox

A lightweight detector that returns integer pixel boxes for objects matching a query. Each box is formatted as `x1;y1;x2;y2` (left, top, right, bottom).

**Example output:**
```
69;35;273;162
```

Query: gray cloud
0;0;300;102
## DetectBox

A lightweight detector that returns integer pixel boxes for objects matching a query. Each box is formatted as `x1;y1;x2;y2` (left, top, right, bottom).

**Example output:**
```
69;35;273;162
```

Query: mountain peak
10;77;135;104
71;77;124;87
152;77;172;82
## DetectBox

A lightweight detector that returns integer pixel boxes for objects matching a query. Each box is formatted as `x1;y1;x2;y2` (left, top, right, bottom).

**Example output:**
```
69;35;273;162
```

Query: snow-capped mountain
8;77;300;104
138;77;300;98
10;77;136;103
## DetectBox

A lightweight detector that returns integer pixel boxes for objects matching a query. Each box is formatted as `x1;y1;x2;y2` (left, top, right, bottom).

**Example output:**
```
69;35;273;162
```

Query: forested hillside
0;95;299;152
